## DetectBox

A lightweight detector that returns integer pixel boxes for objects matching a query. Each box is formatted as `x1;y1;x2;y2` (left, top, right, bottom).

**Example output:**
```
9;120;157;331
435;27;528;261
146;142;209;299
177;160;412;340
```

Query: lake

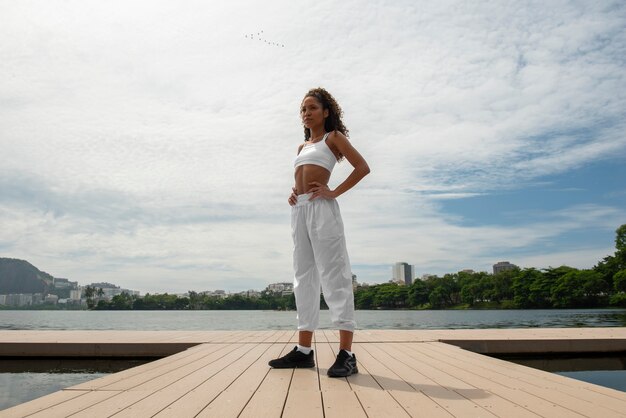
1;308;626;330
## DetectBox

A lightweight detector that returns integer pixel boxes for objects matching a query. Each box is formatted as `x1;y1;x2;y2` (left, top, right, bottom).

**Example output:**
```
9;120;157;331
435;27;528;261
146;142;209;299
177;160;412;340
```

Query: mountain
0;258;54;294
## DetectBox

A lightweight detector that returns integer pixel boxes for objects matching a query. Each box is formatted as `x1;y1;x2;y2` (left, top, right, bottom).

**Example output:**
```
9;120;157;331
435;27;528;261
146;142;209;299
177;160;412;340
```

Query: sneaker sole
327;366;359;377
268;363;316;369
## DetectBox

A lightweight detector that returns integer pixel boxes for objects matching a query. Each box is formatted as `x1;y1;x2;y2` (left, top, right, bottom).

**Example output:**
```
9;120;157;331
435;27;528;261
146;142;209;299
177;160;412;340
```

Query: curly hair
302;87;350;141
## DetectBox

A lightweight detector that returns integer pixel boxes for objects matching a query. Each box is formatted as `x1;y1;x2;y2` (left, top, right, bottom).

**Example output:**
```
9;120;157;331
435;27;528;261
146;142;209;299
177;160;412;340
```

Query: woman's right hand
288;187;297;206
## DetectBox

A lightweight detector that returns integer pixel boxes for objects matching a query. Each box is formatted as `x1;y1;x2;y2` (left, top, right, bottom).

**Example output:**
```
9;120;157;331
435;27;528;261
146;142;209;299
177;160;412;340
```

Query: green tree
355;287;375;309
551;270;606;308
373;283;408;308
490;269;517;302
84;286;96;309
460;282;482;306
428;286;448;309
188;291;201;310
614;269;626;293
615;224;626;269
512;268;543;308
616;224;626;253
407;280;429;307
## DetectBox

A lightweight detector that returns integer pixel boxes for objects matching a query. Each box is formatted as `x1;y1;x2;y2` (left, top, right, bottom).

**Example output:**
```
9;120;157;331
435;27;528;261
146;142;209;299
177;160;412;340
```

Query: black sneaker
327;349;358;377
268;346;315;369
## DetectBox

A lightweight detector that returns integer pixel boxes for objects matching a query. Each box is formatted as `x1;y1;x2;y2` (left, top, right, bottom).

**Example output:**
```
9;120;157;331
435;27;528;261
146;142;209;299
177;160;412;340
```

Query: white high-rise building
393;262;415;286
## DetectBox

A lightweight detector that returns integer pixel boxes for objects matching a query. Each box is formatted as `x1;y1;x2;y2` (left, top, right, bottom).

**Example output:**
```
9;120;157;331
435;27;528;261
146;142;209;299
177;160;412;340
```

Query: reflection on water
495;354;626;372
496;354;626;393
0;358;154;411
556;370;626;392
0;308;625;330
0;358;152;373
0;372;108;411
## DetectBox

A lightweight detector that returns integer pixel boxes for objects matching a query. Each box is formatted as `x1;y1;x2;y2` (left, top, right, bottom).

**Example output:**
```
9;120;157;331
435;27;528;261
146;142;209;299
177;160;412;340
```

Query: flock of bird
244;30;285;48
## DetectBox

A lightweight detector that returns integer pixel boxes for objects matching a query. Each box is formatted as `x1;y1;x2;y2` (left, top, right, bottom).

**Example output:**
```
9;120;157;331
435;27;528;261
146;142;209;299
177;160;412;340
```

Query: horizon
1;1;625;294
0;254;619;296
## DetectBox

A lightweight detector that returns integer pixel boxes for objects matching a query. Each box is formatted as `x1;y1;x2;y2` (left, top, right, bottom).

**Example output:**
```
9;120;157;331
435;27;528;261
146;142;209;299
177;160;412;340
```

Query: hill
0;258;54;294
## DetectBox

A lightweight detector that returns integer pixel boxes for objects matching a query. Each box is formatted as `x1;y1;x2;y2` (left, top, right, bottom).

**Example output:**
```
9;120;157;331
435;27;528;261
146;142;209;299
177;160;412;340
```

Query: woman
268;87;370;377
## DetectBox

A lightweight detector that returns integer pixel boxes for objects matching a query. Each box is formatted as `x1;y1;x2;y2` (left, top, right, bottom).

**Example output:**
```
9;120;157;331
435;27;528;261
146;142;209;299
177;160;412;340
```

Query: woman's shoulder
327;130;349;145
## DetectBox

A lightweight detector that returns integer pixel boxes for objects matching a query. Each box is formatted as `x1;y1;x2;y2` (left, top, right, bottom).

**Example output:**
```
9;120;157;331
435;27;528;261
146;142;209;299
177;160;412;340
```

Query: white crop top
294;132;337;172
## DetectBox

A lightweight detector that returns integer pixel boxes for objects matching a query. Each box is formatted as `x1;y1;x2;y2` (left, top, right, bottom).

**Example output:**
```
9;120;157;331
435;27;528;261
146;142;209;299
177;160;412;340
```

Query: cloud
1;0;625;292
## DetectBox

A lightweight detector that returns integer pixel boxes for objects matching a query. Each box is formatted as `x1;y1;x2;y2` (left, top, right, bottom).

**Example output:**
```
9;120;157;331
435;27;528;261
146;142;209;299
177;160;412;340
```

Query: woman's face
301;96;328;130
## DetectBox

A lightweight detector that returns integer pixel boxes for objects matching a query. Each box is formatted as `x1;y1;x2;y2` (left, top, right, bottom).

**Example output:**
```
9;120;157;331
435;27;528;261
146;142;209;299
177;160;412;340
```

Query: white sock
342;349;354;357
297;344;312;355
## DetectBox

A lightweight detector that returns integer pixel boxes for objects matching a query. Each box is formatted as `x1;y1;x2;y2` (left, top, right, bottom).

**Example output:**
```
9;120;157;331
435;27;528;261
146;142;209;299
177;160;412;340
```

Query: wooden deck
1;329;626;417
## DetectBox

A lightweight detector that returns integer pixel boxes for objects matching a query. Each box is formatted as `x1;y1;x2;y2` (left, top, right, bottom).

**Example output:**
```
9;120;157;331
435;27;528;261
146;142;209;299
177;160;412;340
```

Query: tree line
94;291;297;311
94;224;626;310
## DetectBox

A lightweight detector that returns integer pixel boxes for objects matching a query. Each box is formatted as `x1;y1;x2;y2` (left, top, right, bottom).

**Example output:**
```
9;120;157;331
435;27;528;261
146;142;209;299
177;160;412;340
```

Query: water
557;371;626;392
0;358;151;410
496;354;626;394
1;309;625;410
0;373;108;410
1;308;625;330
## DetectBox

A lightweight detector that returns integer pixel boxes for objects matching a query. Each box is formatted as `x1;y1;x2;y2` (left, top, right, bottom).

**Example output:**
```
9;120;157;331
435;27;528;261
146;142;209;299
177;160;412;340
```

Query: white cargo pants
292;193;356;332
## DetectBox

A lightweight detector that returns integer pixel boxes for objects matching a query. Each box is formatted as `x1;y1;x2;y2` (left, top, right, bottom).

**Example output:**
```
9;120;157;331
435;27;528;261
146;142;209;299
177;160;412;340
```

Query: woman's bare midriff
294;165;331;194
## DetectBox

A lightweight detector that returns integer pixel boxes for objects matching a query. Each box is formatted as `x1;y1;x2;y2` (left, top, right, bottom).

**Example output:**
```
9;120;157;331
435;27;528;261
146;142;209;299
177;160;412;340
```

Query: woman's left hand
309;182;336;200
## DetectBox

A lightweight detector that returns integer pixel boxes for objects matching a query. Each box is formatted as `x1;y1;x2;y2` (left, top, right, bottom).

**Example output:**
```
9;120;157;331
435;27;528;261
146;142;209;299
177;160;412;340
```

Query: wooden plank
113;343;264;417
316;340;352;392
289;367;319;391
418;341;626;416
322;390;367;418
432;340;626;406
314;339;367;417
399;342;594;417
190;342;291;417
65;391;153;418
388;390;455;418
25;391;121;418
344;351;385;392
354;390;411;417
2;328;626;344
282;390;323;418
239;368;293;417
67;343;228;390
357;343;500;418
239;388;288;418
0;389;87;417
105;343;246;391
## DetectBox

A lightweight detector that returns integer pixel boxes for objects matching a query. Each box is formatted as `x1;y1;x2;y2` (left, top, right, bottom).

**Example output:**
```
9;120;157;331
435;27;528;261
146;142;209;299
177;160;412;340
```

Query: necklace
308;132;326;144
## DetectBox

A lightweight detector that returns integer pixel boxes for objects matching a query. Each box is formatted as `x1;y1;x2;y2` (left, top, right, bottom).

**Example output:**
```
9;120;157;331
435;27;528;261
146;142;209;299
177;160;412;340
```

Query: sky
1;0;625;294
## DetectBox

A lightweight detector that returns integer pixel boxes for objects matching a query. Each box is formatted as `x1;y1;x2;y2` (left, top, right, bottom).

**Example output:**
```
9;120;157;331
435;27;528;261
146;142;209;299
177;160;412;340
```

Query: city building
198;290;228;298
0;293;45;306
393;262;415;286
239;290;261;298
53;278;78;289
266;282;293;295
85;283;140;300
493;261;519;274
44;294;59;304
70;289;82;300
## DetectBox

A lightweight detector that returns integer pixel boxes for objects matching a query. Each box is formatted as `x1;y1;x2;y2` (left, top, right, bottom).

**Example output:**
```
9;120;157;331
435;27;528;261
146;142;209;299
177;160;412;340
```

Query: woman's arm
289;144;306;206
310;131;370;200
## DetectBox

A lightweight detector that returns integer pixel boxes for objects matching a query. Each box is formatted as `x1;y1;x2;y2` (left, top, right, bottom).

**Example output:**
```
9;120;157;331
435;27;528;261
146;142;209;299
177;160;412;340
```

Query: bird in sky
244;30;285;48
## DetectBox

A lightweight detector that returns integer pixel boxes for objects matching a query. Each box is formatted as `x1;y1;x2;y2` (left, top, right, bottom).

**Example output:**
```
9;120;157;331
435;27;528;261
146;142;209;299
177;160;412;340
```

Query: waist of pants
295;193;312;206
